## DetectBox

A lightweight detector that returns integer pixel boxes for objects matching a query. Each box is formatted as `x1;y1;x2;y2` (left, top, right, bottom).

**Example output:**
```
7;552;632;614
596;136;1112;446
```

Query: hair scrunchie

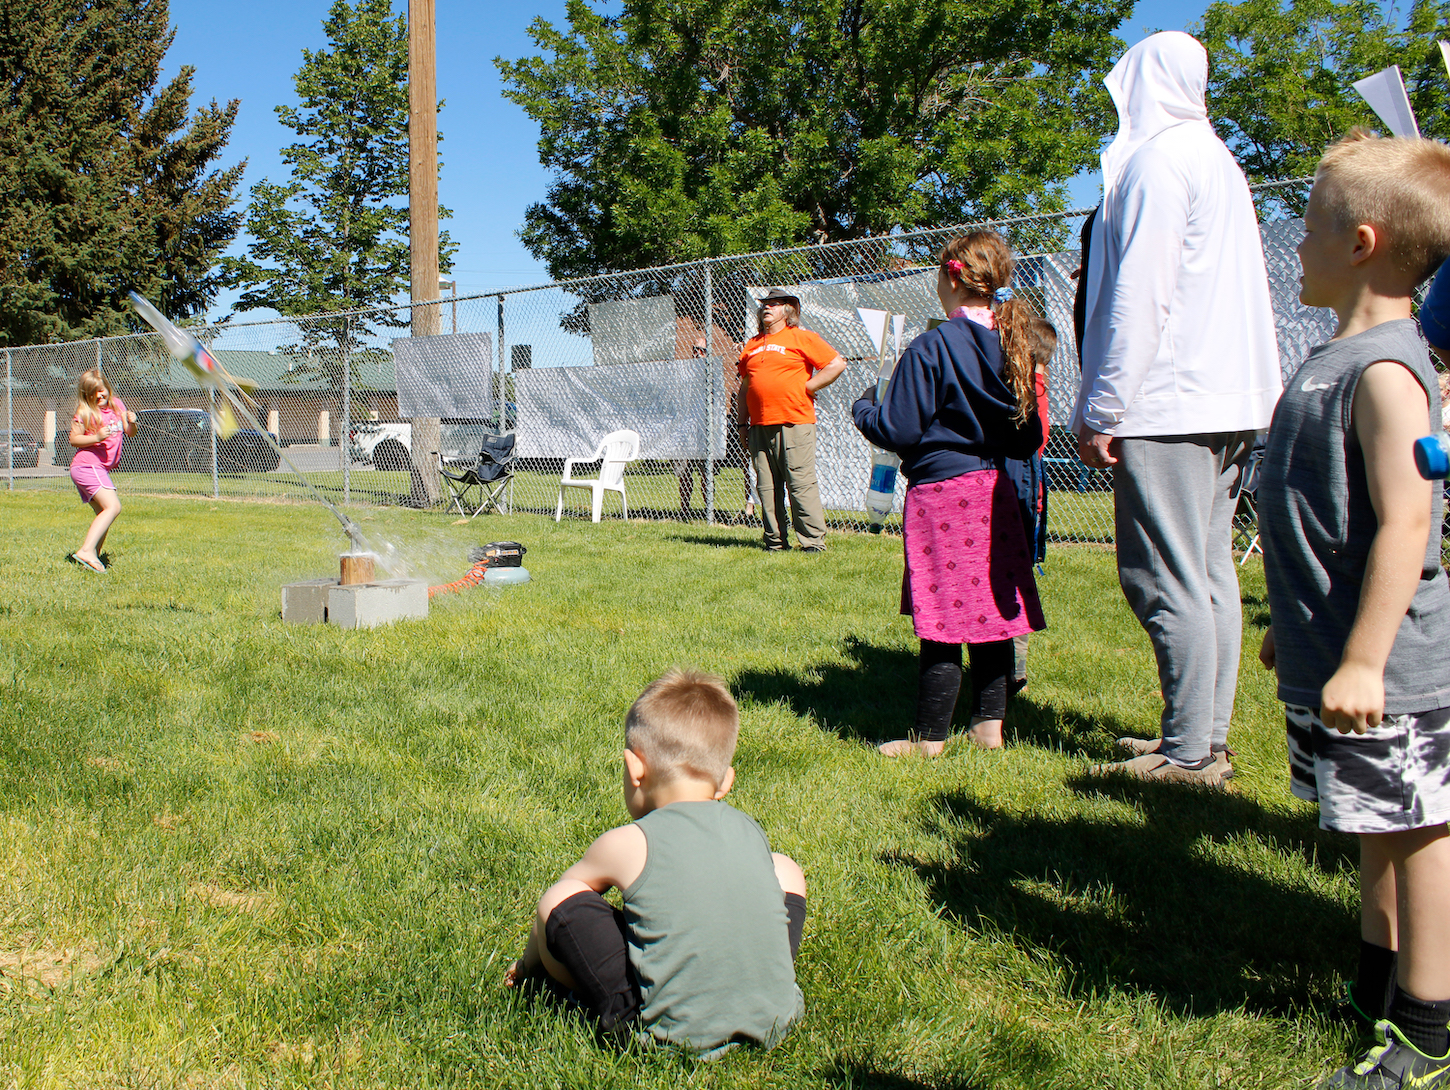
993;286;1014;304
945;259;965;275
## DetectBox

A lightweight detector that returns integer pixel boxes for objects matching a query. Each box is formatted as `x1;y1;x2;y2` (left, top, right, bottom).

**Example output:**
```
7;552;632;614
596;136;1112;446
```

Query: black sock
1389;988;1450;1056
784;892;807;961
1353;940;1398;1022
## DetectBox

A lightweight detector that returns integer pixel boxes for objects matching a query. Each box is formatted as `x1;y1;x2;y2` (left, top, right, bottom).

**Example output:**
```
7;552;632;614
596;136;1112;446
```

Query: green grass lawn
0;491;1358;1088
7;465;1122;546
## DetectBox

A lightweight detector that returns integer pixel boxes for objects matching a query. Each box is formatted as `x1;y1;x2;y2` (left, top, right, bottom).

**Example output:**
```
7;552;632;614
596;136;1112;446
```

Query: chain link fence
3;179;1337;552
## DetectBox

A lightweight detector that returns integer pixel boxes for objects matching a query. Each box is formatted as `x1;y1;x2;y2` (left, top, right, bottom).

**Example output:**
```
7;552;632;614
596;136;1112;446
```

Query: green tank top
623;800;803;1052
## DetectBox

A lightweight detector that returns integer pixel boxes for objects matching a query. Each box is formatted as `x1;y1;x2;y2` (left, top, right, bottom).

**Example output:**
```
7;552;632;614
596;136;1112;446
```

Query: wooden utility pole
408;0;441;504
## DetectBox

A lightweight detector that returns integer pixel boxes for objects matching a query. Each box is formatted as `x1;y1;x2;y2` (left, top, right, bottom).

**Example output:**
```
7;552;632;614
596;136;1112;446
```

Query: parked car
114;409;281;473
349;408;516;470
0;429;38;468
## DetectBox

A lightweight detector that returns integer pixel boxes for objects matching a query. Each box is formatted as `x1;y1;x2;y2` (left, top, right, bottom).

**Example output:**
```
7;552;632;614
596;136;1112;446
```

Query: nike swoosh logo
1301;377;1333;392
1408;1060;1450;1087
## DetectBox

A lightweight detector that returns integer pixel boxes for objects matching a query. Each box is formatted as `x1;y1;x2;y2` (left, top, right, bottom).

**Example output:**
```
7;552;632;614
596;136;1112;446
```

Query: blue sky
162;0;1215;316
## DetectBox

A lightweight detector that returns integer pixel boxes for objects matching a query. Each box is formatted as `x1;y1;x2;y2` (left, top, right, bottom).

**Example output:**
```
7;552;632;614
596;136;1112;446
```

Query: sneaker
1320;1020;1450;1088
1114;737;1237;778
799;545;826;553
1087;752;1226;785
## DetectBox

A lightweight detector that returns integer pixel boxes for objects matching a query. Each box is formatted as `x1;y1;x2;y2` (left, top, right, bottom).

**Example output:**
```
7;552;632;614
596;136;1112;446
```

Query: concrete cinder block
281;578;337;624
326;579;429;629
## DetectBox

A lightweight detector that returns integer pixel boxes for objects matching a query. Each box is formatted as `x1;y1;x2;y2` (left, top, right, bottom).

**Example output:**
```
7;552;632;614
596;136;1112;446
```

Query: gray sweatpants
1113;432;1254;764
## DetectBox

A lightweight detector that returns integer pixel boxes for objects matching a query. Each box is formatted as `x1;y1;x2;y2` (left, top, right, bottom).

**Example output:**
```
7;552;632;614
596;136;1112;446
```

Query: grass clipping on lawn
0;491;1357;1089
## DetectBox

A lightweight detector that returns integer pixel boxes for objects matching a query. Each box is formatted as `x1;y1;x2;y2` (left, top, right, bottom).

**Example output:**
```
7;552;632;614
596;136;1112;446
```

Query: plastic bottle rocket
859;310;905;532
129;291;239;438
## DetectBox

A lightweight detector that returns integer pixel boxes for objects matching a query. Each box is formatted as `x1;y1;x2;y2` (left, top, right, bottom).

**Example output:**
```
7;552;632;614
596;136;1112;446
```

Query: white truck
348;419;506;470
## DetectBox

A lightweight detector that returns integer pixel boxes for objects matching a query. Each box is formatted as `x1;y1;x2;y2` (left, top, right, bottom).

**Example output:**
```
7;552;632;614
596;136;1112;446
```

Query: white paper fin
857;308;888;354
1440;41;1450;82
892;314;905;358
1352;65;1420;139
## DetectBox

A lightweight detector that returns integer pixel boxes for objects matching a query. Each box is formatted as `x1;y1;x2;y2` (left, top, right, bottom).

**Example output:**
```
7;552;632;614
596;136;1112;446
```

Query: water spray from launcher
128;292;367;553
858;308;905;533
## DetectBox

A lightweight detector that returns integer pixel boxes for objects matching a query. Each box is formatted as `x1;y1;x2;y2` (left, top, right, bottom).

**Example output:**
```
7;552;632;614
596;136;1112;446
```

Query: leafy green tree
223;0;453;383
0;0;243;346
497;0;1134;279
1197;0;1450;205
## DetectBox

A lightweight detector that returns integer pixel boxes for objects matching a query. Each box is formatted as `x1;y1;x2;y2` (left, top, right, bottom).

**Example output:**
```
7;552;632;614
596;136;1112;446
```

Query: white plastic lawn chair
555;429;640;522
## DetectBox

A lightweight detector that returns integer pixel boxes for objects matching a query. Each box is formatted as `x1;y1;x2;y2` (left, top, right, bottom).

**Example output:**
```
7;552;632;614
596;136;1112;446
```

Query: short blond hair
1315;129;1450;285
625;668;738;786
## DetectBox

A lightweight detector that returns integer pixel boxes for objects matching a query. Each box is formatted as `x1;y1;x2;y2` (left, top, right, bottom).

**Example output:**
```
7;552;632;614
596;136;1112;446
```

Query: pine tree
0;0;243;346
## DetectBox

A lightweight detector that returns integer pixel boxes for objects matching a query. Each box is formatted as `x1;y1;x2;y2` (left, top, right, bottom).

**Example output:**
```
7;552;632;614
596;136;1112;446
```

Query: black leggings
913;638;1014;743
543;890;807;1030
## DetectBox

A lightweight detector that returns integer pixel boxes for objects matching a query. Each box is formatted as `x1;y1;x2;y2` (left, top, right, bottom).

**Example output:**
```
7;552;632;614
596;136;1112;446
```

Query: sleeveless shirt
1258;318;1450;713
622;801;803;1052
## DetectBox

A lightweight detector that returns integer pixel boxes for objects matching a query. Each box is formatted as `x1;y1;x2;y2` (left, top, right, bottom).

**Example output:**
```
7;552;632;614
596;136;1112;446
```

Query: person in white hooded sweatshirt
1073;31;1281;783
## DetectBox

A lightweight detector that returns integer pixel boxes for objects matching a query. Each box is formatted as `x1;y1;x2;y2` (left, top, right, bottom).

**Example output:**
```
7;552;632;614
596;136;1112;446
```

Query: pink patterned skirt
900;469;1045;644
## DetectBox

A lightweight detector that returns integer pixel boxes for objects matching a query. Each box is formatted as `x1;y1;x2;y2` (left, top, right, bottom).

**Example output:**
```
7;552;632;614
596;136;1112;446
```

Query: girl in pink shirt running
68;370;135;573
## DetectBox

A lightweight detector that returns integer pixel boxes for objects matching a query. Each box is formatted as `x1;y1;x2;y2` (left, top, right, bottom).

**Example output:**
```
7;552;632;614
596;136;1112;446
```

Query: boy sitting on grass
505;668;806;1056
1258;130;1450;1088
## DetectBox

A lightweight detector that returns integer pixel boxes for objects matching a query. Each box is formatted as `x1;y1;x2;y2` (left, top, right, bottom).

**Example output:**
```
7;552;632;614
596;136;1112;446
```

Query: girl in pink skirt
853;231;1046;754
68;370;135;573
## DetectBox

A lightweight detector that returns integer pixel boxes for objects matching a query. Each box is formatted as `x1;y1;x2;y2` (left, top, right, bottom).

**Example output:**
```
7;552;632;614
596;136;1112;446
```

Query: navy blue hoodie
852;315;1041;485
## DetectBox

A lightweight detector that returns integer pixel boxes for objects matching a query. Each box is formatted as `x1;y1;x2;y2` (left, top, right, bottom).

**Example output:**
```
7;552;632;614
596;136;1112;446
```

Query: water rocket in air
129;290;366;551
129;291;244;439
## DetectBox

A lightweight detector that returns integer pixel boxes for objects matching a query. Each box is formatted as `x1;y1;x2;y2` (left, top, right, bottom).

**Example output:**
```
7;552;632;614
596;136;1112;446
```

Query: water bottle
862;314;906;533
865;446;900;533
1415;432;1450;479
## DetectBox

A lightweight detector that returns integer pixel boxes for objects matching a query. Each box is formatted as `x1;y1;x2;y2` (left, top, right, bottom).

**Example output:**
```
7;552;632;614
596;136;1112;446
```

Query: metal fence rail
3;180;1336;553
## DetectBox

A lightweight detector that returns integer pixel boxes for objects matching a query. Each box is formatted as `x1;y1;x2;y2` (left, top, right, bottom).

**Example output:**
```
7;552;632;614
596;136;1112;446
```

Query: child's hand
1258;626;1276;672
1320;662;1385;735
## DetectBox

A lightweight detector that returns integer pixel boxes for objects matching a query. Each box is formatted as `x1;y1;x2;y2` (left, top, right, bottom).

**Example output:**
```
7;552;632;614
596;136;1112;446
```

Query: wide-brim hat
757;287;800;308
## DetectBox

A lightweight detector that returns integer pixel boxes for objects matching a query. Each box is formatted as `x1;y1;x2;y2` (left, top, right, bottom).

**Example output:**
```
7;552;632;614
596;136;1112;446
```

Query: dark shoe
1088;752;1226;786
800;545;826;553
1320;1020;1450;1088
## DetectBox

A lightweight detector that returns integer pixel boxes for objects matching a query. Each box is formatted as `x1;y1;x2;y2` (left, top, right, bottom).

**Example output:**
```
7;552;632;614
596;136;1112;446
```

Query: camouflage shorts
1286;703;1450;834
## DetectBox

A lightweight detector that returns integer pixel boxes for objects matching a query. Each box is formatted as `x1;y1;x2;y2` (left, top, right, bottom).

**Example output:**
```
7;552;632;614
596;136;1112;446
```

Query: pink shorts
70;452;116;503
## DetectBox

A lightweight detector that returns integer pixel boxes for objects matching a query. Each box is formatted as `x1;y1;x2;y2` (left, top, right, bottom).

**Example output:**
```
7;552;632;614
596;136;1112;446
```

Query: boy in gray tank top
1257;131;1450;1089
505;669;806;1057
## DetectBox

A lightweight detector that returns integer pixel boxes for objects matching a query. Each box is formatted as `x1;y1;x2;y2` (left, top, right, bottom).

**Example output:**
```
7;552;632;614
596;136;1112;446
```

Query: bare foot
966;717;1004;749
503;958;525;987
878;738;947;758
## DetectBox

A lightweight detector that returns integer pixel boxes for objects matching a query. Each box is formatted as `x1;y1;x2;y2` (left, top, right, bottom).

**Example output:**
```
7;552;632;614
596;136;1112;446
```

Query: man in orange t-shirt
735;289;847;551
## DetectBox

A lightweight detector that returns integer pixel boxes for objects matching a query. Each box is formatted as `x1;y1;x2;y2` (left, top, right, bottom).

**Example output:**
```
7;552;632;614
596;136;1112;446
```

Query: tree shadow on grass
1242;591;1272;630
889;776;1358;1018
820;1061;977;1089
734;637;1141;755
663;531;769;550
1004;697;1128;761
733;636;918;743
